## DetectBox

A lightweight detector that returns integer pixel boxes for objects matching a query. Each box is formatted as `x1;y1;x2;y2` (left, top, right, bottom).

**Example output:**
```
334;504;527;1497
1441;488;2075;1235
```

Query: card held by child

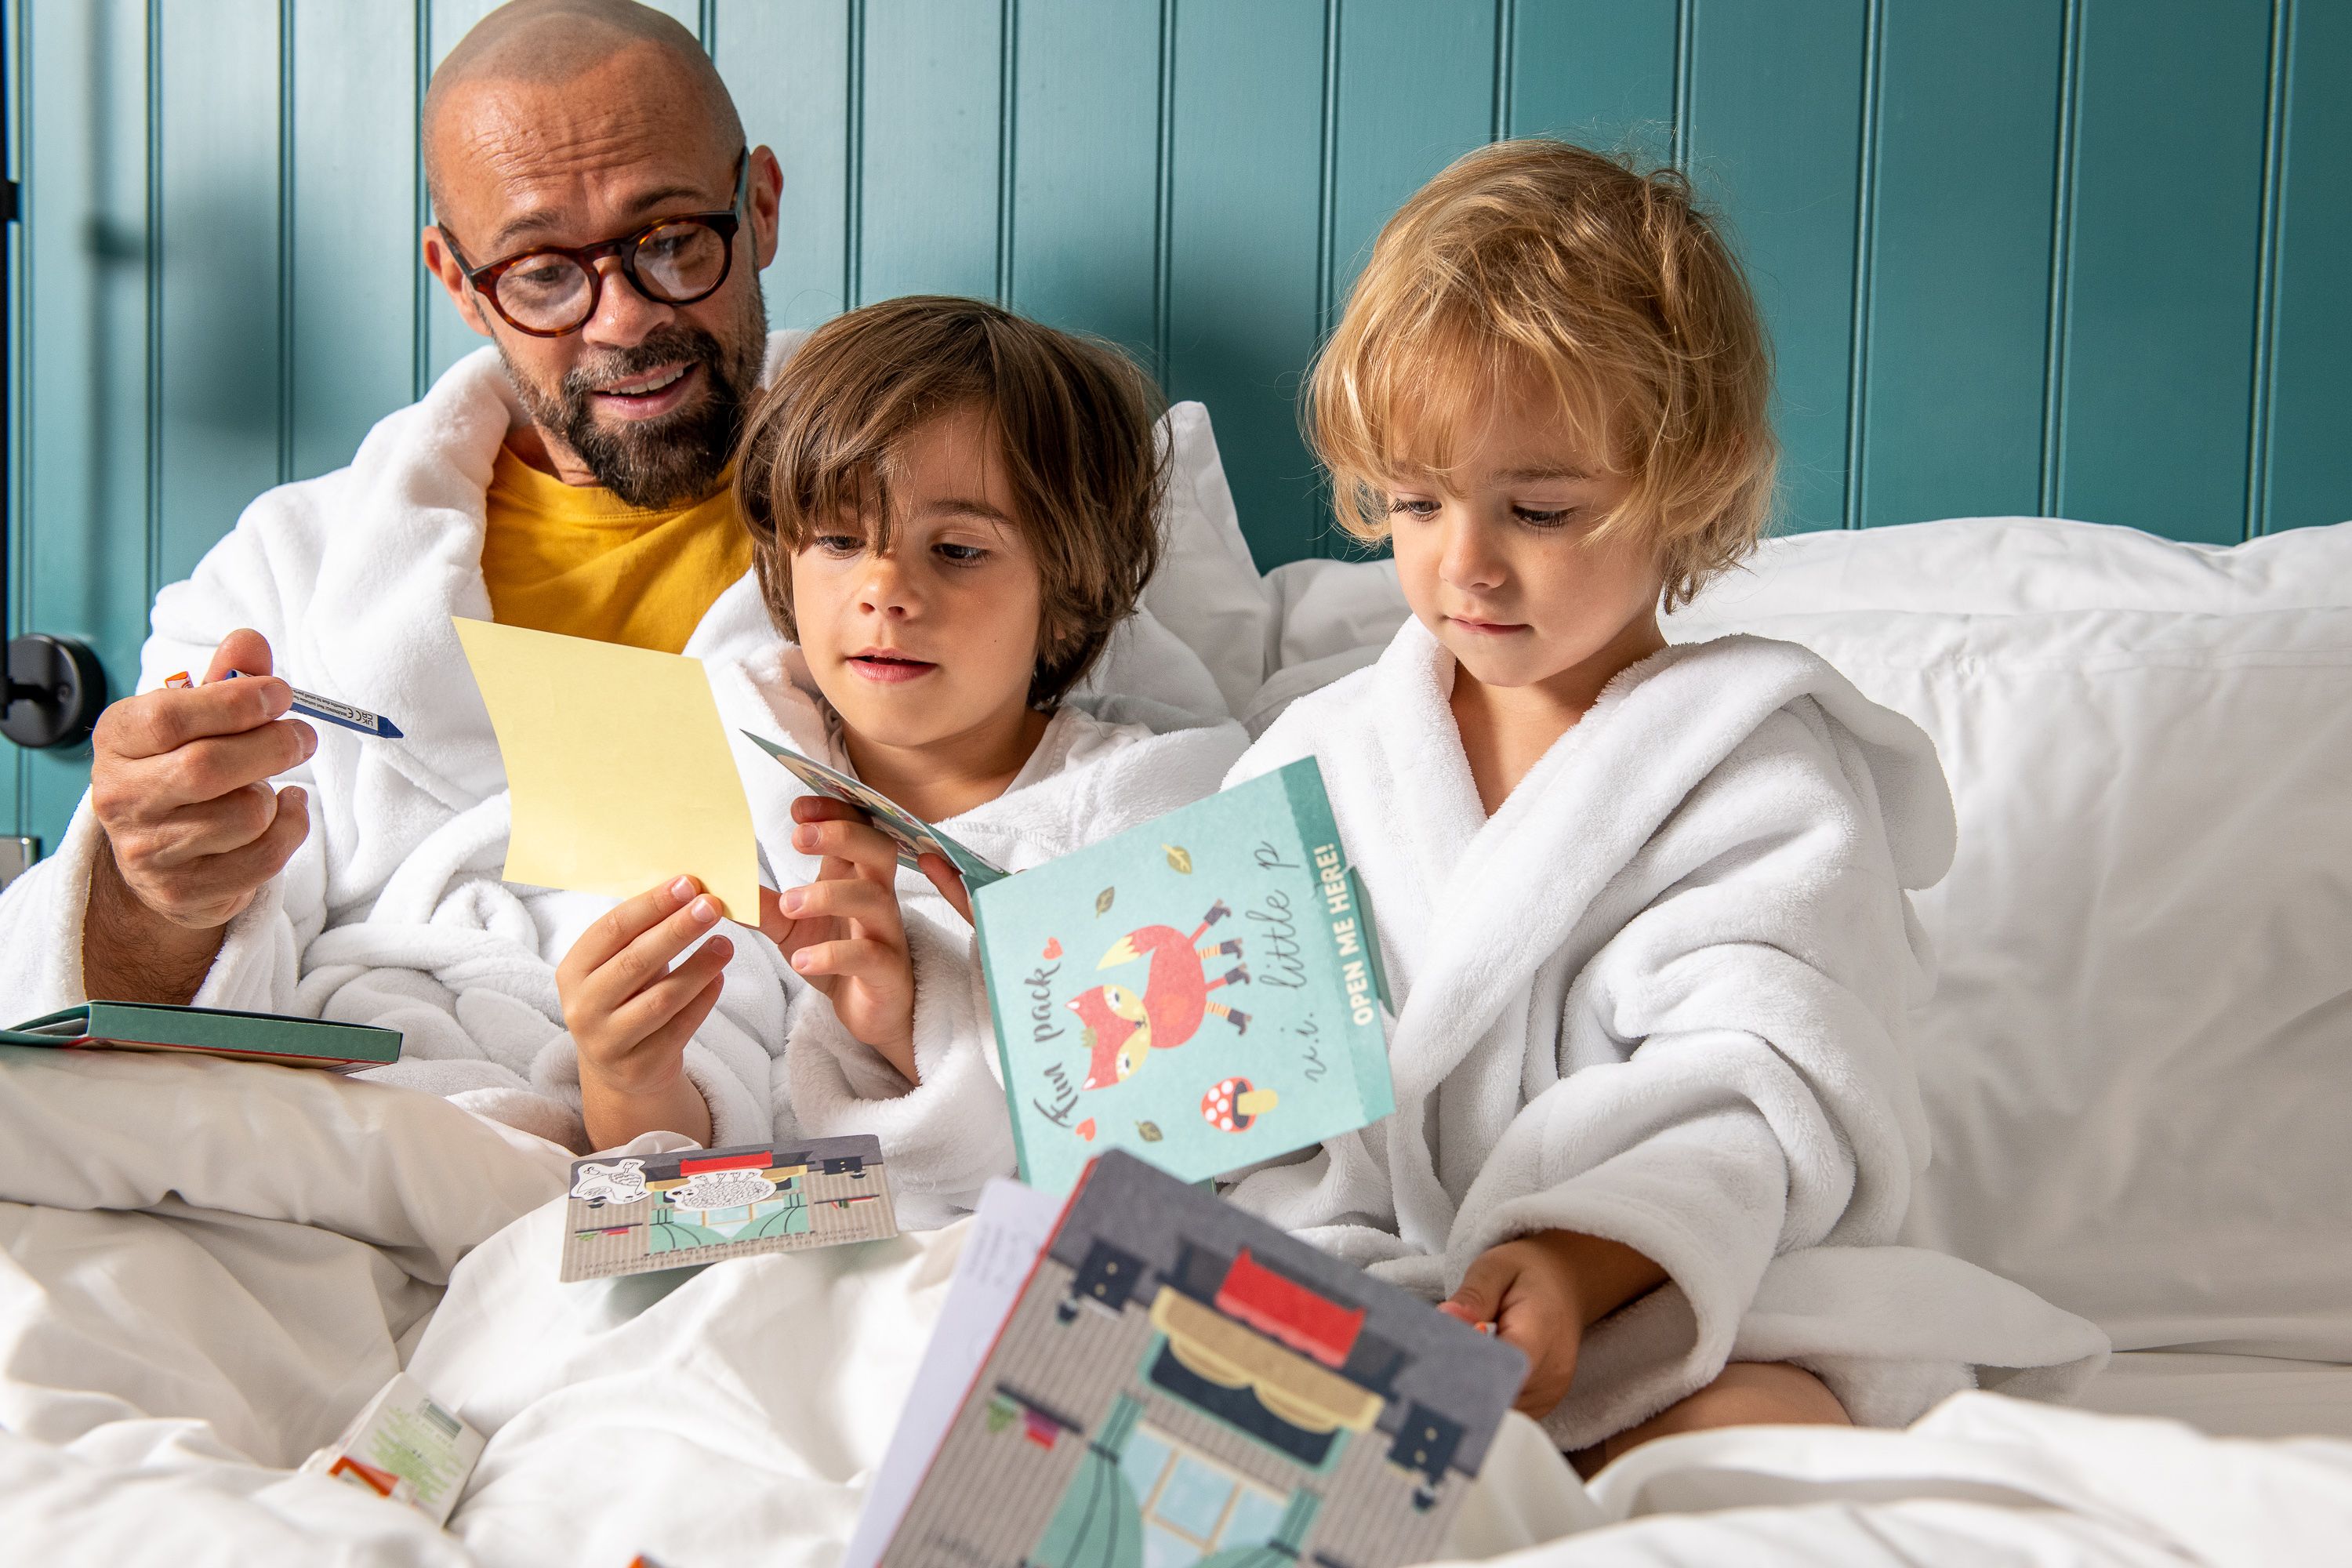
973;759;1395;1195
867;1151;1526;1568
558;1134;899;1283
745;732;1009;891
452;618;761;920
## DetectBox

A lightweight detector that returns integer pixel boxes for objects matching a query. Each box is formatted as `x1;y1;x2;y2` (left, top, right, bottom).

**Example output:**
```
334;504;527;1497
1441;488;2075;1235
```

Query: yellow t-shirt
479;446;752;654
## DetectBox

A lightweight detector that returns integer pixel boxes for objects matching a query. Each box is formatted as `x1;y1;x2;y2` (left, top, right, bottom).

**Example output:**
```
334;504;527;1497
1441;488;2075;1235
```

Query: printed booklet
559;1133;900;1283
753;743;1396;1195
848;1152;1528;1568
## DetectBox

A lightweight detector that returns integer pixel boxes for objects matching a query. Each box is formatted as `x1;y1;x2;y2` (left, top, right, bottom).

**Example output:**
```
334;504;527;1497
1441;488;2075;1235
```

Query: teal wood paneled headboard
5;0;2347;845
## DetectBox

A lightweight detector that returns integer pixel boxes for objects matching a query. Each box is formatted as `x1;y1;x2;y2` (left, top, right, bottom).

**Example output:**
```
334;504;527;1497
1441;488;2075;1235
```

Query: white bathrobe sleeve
782;906;1015;1227
1442;706;1942;1446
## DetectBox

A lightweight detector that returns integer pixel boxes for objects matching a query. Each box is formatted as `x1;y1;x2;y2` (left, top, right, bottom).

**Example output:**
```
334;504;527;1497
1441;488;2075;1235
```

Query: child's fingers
1443;1249;1519;1331
786;935;903;987
561;875;700;985
628;967;729;1069
790;815;903;883
791;795;868;825
775;876;903;939
605;933;735;1047
917;853;975;924
579;891;726;1016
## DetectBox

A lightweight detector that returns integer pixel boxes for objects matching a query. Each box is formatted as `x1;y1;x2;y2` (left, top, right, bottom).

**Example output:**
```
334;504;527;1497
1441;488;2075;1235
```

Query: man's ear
419;225;495;339
749;146;784;270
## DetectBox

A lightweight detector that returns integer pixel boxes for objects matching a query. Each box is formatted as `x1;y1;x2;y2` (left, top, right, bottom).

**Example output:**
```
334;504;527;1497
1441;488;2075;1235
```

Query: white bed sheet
4;1047;2350;1568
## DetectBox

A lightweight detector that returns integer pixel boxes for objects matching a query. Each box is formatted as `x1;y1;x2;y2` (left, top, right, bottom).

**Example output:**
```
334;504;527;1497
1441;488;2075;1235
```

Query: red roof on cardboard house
678;1151;775;1176
1215;1248;1365;1368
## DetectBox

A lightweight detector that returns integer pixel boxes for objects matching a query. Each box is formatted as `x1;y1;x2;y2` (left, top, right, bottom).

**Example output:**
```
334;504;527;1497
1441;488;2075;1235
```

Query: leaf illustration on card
1137;1120;1163;1142
1094;887;1116;916
1163;844;1193;874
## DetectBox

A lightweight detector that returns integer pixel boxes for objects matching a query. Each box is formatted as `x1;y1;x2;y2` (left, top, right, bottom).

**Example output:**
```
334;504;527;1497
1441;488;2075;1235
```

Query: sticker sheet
559;1134;898;1283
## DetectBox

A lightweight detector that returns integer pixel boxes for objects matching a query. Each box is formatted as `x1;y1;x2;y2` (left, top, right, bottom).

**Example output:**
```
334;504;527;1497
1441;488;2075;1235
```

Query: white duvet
3;1049;2347;1568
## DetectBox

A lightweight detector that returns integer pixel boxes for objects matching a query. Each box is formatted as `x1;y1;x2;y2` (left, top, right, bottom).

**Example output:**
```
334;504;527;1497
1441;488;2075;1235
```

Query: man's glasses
439;150;750;337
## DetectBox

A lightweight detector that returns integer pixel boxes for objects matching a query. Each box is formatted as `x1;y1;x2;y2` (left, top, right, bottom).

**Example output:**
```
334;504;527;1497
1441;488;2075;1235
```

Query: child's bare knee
1681;1362;1850;1429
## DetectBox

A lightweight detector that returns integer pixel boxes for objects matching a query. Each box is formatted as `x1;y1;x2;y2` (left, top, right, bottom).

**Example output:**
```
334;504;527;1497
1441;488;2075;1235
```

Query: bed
2;449;2347;1563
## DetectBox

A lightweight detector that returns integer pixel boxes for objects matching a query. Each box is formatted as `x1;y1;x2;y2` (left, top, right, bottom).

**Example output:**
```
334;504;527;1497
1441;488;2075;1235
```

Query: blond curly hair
1307;139;1776;608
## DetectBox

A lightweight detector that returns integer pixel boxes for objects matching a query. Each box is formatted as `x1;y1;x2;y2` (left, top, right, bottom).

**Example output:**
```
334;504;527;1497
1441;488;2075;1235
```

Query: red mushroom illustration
1202;1076;1279;1133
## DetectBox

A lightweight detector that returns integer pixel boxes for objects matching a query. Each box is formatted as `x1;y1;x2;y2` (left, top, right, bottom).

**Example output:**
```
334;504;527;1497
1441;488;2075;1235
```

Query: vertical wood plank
1007;0;1160;361
1858;0;2062;527
154;0;281;587
2259;0;2349;532
1684;0;1869;535
1504;0;1675;159
20;0;153;838
855;0;1002;305
1327;0;1494;308
1164;0;1327;567
422;0;502;385
289;0;416;481
2054;0;2270;543
713;0;850;332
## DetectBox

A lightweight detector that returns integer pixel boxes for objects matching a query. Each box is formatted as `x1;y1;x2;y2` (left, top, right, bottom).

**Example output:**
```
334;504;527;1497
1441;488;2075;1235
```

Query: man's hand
82;629;315;1004
758;796;932;1083
1439;1231;1668;1418
555;875;730;1149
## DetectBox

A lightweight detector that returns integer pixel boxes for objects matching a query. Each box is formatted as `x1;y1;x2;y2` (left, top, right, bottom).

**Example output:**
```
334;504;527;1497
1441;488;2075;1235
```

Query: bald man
0;1;804;1143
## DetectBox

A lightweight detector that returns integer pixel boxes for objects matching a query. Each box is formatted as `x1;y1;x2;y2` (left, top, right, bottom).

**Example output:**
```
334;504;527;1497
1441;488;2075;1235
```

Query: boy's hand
1439;1230;1668;1418
555;874;729;1147
760;797;924;1083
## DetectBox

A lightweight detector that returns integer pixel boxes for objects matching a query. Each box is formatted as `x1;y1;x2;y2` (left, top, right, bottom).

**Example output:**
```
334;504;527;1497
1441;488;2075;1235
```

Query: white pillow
1140;401;1273;717
1672;521;2352;1363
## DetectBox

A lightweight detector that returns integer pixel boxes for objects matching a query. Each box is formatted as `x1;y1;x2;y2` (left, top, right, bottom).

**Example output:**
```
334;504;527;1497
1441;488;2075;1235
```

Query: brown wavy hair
735;296;1167;707
1307;139;1776;608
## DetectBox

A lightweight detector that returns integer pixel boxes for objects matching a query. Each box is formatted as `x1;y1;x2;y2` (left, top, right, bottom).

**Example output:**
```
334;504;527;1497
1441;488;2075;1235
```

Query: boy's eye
1387;496;1440;519
812;534;866;557
935;542;989;564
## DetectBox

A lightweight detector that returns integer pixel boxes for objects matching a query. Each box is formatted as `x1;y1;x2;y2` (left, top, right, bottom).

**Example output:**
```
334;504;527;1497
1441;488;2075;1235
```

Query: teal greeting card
971;760;1394;1195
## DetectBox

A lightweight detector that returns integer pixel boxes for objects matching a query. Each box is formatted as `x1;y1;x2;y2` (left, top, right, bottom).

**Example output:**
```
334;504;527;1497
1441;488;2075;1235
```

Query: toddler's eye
812;533;865;557
1514;506;1577;528
1388;496;1439;519
935;542;989;564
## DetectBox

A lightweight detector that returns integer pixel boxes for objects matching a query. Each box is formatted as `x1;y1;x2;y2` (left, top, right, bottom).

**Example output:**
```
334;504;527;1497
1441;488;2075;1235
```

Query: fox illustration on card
974;762;1395;1195
746;739;1393;1194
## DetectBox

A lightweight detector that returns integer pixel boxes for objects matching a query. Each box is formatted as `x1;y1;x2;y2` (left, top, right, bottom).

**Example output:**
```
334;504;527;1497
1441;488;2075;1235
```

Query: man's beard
500;285;767;510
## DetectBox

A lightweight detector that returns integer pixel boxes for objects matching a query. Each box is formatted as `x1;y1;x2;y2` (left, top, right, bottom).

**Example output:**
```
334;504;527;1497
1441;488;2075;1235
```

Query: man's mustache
561;329;724;403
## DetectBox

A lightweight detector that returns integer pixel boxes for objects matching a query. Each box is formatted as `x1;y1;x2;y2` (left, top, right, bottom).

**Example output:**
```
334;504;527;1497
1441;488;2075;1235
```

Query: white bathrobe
0;332;1237;1161
720;644;1249;1223
1222;617;2108;1450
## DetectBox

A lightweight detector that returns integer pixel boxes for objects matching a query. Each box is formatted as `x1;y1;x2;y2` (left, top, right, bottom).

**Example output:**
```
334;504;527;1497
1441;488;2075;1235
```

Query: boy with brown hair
556;298;1245;1213
1223;140;2104;1462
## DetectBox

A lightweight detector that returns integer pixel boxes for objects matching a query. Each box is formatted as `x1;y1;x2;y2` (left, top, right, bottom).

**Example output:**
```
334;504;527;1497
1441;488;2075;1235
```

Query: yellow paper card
452;619;760;920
